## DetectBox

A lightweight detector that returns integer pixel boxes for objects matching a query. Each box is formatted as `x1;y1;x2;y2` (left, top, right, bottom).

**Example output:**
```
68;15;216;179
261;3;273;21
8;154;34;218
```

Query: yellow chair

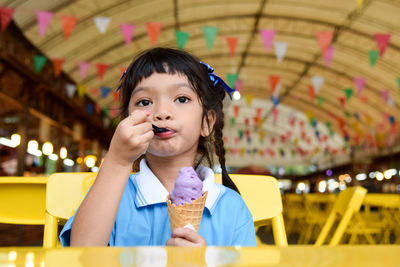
215;174;288;247
43;172;97;248
314;186;367;246
0;176;47;225
282;193;306;237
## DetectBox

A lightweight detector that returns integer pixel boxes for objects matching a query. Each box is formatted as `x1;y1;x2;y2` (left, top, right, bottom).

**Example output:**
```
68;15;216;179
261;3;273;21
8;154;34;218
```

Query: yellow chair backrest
215;174;287;247
315;186;367;246
43;172;97;248
0;176;47;225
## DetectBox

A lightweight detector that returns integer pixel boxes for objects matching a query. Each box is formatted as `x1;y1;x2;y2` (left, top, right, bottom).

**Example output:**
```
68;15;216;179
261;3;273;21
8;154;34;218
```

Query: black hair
118;47;239;193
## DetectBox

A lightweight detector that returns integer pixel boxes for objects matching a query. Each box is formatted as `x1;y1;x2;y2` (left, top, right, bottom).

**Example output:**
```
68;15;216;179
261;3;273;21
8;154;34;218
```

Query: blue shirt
60;159;256;246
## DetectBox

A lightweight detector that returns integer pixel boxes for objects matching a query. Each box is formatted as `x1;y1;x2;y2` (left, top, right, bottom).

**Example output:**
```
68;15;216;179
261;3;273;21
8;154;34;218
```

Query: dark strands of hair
118;47;239;194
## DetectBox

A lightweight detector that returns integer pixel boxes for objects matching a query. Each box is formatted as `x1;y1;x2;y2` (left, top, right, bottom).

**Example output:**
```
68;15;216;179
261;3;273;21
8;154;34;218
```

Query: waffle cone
167;191;208;232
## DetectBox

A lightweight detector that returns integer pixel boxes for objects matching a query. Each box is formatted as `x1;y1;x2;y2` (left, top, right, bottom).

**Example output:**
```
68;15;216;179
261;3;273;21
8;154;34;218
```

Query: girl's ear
201;110;216;137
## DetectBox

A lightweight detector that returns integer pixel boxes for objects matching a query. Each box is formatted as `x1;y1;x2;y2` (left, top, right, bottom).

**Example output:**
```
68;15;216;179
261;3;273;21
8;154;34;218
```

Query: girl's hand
166;228;207;246
107;110;153;166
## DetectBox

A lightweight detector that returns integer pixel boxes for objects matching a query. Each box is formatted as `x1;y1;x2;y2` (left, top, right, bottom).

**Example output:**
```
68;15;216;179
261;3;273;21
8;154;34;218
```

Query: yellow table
0;245;398;267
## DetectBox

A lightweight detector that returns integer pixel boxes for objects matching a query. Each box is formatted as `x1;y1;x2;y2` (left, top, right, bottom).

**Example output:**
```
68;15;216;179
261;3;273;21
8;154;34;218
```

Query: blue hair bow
116;71;127;91
200;61;236;100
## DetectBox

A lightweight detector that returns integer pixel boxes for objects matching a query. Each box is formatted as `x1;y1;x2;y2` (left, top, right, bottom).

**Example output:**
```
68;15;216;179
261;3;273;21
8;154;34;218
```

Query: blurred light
278;181;283;188
0;134;21;148
339;182;347;190
369;172;376;179
356;173;367;181
318;181;327;193
278;167;285;176
27;140;38;151
11;134;21;146
345;175;352;183
27;147;42;157
376;172;384;181
76;157;82;164
59;147;67;159
42;142;53;156
84;155;97;168
91;166;99;172
384;169;397;179
8;251;17;261
297;182;306;191
63;158;74;167
233;91;241;100
48;154;58;161
326;169;333;176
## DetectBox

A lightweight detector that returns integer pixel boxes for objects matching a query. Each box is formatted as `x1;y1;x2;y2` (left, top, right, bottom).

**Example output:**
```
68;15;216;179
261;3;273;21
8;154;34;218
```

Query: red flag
315;31;333;55
308;85;315;100
374;33;391;57
96;63;108;80
90;88;100;98
60;15;77;39
269;75;280;95
338;96;346;107
119;66;127;77
233;105;240;117
225;36;238;57
113;91;119;101
244;118;249;126
52;58;64;77
255;107;262;118
0;7;14;31
146;22;162;46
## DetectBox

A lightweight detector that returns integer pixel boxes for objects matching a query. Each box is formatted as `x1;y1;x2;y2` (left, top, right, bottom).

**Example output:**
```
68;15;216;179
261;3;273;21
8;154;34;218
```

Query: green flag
369;50;378;67
227;73;238;89
34;55;47;73
316;96;325;105
397;77;400;93
238;129;244;139
230;117;235;126
344;111;351;118
175;30;189;50
103;107;110;117
202;26;218;50
344;88;353;100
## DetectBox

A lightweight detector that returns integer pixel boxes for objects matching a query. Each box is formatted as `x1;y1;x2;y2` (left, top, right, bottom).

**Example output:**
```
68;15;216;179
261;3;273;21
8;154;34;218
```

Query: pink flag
120;23;136;45
36;11;53;37
381;89;389;103
235;79;243;91
324;46;334;67
374;33;391;57
259;29;275;52
79;61;90;80
354;77;365;94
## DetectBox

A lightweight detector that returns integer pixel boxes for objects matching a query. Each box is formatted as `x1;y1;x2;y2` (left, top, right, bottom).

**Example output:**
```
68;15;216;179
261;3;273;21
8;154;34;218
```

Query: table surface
0;245;399;267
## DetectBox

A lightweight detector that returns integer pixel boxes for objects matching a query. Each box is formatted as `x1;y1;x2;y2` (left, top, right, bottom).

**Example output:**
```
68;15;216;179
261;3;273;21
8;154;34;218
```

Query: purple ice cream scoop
170;167;203;206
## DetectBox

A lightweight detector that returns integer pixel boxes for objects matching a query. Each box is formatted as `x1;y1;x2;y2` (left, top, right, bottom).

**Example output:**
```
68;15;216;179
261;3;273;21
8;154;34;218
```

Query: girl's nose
154;103;172;121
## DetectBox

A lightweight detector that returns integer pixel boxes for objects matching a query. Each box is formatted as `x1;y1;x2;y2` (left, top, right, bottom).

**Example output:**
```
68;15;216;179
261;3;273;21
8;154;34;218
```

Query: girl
60;47;256;247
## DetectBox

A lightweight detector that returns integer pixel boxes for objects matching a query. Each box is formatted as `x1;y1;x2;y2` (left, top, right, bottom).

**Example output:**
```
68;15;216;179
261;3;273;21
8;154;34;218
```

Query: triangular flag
369;50;378;67
374;33;391;57
308;85;315;100
397;77;400;93
227;73;238;89
381;89;389;103
245;95;254;106
225;36;238;57
269;75;280;95
354;77;365;94
315;31;333;55
311;76;324;94
233;105;240;117
273;42;287;63
79;62;90;80
235;80;243;91
146;22;162;46
77;84;86;98
344;88;353;100
324;46;334;67
36;11;53;37
120;23;136;46
273;83;281;97
0;7;15;31
96;63;108;80
90;88;100;98
356;0;364;8
175;30;189;49
338;96;346;107
65;84;76;98
271;96;280;106
33;55;47;73
272;108;279;123
202;26;218;51
316;96;325;105
101;86;111;99
94;17;111;34
113;91;119;101
87;104;94;114
60;15;77;40
52;58;64;77
259;29;275;52
360;95;368;103
120;67;127;77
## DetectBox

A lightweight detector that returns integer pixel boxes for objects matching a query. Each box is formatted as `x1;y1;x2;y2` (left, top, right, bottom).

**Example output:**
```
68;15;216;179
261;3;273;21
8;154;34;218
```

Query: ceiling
2;0;400;173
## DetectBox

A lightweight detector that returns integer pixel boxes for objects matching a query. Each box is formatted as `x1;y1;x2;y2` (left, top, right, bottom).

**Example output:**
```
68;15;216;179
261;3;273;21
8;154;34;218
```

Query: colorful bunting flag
225;36;238;57
369;50;378;67
52;58;64;77
120;23;136;46
311;76;324;94
315;31;333;55
397;78;400;93
227;73;238;89
233;105;240;117
33;55;47;73
87;104;94;114
96;63;108;80
0;7;15;31
344;88;353;100
65;84;76;98
77;84;86;98
271;96;280;106
146;22;162;46
60;15;77;40
120;66;127;77
273;42;287;63
175;30;189;49
36;11;53;37
202;26;218;50
245;95;254;106
308;85;315;100
235;79;243;91
324;46;334;67
269;75;280;95
259;29;275;52
79;62;90;80
101;86;111;99
381;89;389;103
356;0;364;8
90;88;100;98
354;77;365;94
360;95;368;103
338;96;346;107
316;96;325;105
94;17;111;34
374;33;391;57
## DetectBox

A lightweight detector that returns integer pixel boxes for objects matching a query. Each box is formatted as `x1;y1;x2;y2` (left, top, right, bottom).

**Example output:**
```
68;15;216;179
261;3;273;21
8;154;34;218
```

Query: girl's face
128;72;215;159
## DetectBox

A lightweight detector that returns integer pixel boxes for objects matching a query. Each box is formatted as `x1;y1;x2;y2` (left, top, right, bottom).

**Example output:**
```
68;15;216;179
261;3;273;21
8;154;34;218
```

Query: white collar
132;159;223;214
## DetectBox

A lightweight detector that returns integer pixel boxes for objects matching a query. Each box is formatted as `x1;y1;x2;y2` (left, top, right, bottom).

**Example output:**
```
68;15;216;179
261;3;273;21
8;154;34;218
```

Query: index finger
124;110;150;125
171;228;202;244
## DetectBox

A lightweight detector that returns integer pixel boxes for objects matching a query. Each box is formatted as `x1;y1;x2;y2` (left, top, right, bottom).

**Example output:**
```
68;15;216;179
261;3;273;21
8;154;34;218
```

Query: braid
213;106;240;194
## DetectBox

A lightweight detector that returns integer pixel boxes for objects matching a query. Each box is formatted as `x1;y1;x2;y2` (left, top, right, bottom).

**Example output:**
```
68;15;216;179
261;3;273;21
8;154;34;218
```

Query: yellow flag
245;94;254;106
259;130;265;142
240;148;245;156
305;110;313;122
356;0;363;8
77;84;87;98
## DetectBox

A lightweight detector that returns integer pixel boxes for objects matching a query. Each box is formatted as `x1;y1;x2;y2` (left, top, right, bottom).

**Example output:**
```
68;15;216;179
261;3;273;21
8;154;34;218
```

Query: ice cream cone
167;191;208;232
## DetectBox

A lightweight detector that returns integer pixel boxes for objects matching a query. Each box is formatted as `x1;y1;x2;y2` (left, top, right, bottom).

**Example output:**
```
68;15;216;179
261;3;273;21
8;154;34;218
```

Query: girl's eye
137;99;152;106
176;96;190;104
